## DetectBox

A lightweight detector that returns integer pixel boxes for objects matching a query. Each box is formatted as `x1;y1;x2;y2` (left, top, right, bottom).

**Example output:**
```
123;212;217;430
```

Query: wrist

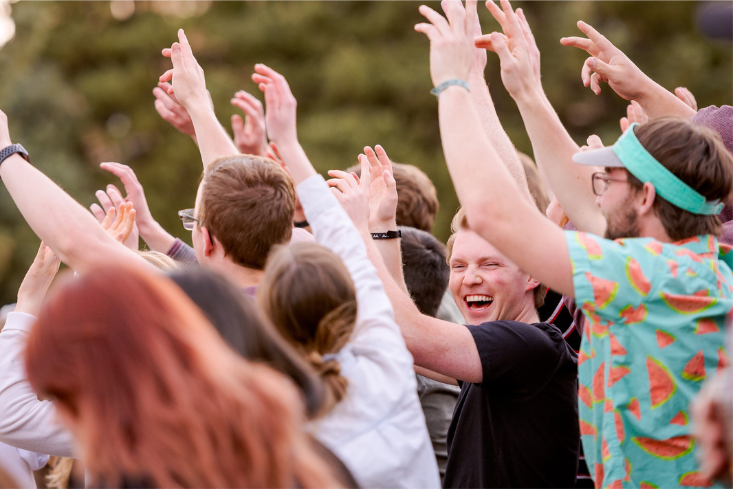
369;219;397;234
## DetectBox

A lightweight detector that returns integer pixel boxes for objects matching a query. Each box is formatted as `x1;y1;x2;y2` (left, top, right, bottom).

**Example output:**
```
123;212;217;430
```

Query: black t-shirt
443;321;579;488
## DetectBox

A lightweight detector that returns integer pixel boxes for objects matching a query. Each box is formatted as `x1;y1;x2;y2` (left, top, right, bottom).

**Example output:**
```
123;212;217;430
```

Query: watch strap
0;144;29;167
371;230;402;240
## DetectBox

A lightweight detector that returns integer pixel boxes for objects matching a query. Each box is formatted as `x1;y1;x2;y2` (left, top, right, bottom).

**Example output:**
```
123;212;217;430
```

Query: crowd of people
0;0;731;487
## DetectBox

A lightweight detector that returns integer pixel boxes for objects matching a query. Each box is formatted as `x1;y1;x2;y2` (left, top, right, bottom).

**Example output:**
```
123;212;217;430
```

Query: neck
515;302;541;324
639;215;674;243
206;260;264;288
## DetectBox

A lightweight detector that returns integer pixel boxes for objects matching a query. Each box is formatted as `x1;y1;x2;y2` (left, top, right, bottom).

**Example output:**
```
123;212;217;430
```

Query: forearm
137;219;177;254
0;155;149;273
0;314;75;457
187;104;239;169
638;80;696;120
372;237;409;296
514;92;605;235
468;72;531;201
274;140;318;186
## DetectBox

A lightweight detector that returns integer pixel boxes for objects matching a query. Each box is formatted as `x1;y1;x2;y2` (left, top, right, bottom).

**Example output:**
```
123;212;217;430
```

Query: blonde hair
137;250;179;271
258;243;355;417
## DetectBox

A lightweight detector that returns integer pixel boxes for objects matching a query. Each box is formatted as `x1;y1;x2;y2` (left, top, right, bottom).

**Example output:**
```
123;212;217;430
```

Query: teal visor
572;122;724;216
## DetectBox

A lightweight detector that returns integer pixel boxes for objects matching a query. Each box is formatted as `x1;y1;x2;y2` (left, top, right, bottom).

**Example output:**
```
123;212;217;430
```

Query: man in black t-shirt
362;203;579;487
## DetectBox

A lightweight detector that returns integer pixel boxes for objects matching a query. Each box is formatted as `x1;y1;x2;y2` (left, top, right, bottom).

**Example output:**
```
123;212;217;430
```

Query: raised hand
414;0;474;89
326;155;371;233
231;90;269;156
479;0;539;101
159;29;208;111
675;87;698;111
15;242;61;317
153;81;196;138
465;0;487;76
101;201;136;244
560;21;648;99
362;145;398;232
619;100;648;133
252;64;298;146
90;178;140;250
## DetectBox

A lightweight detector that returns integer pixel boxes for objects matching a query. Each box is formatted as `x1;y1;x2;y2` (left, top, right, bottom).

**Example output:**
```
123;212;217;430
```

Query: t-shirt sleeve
468;321;566;397
565;231;663;326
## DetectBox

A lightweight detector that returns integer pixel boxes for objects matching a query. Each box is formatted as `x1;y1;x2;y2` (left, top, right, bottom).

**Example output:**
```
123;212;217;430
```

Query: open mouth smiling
465;294;493;311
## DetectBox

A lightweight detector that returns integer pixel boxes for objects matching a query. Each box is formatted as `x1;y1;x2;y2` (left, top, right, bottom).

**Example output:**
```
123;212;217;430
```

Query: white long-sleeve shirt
298;175;440;489
0;311;76;457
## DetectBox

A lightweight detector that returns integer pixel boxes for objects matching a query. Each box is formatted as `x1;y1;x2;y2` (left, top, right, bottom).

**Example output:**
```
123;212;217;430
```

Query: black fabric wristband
0;144;29;168
371;230;401;240
293;220;309;228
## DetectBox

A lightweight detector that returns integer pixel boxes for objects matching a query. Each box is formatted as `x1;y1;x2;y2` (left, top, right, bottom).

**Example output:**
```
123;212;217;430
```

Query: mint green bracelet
430;79;470;98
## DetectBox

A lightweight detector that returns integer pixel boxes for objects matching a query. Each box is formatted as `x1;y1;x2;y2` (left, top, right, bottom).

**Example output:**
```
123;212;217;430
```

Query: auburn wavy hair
25;265;340;489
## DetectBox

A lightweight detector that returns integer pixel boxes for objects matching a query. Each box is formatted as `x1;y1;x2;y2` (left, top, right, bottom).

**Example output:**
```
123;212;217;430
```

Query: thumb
491;32;513;65
384;169;397;197
587;57;615;78
170;43;186;74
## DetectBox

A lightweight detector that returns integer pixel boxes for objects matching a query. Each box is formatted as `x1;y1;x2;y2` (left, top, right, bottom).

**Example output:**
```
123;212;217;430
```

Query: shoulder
467;320;566;351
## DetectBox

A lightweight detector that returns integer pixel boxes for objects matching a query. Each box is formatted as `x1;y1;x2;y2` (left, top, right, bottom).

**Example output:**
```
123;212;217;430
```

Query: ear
638;182;657;217
201;226;216;257
525;275;541;292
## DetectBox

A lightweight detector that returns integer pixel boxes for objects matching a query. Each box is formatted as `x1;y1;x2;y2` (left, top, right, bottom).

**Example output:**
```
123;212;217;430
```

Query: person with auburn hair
418;1;733;487
253;63;439;488
23;264;340;489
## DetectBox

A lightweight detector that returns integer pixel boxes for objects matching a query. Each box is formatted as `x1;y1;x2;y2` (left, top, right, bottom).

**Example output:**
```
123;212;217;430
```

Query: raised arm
480;0;605;235
561;21;696;120
463;0;530;201
415;0;574;297
0;115;151;274
0;244;75;456
159;29;239;168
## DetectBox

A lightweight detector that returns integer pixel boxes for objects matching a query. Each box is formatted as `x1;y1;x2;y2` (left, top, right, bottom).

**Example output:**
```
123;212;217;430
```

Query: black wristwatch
294;220;309;228
371;230;402;240
0;144;29;167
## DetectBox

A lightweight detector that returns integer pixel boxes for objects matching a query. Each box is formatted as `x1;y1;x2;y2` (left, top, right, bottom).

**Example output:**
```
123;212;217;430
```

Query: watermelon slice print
644;241;663;256
627;398;641;420
620;303;647;324
670;411;688;426
632;435;694;460
626;257;652;296
624;458;631;481
595;464;604;488
647;357;676;409
718;347;730;376
577;232;603;260
679;471;713;487
601;437;610;462
615;411;625;443
593;362;605;403
677;236;701;246
580;419;596;437
608;366;630;387
640;483;659;489
660;290;717;315
605;480;622;489
694;318;719;335
655;329;676;348
609;333;627;356
578;348;596;366
675;248;703;263
604;399;613;413
682;351;706;382
667;259;678;278
579;384;592;408
586;272;619;309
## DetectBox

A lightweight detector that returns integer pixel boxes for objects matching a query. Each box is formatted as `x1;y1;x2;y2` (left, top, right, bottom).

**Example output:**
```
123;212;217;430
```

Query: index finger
363;147;382;177
576;21;616;52
374;145;394;174
499;0;526;46
327;169;360;189
418;5;452;38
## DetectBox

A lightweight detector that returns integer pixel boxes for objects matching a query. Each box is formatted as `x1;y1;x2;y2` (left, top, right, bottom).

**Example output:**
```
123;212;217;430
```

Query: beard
604;203;641;240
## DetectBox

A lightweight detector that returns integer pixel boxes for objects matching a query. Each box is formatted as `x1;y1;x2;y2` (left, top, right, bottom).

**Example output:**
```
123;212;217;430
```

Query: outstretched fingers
417;5;452;37
576;21;615;52
374;145;393;175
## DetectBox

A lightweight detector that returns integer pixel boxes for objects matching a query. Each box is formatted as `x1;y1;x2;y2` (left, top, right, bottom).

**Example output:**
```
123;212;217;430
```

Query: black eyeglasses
591;172;630;196
178;208;199;231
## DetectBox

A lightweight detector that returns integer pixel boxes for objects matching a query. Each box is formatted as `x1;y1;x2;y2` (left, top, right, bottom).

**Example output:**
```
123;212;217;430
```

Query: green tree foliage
0;1;729;303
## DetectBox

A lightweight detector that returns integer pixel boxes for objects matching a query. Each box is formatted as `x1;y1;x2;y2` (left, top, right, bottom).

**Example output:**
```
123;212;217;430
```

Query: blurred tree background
0;1;729;304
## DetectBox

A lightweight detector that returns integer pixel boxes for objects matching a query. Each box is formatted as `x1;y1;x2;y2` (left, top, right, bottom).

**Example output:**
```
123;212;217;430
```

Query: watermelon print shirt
566;232;733;489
